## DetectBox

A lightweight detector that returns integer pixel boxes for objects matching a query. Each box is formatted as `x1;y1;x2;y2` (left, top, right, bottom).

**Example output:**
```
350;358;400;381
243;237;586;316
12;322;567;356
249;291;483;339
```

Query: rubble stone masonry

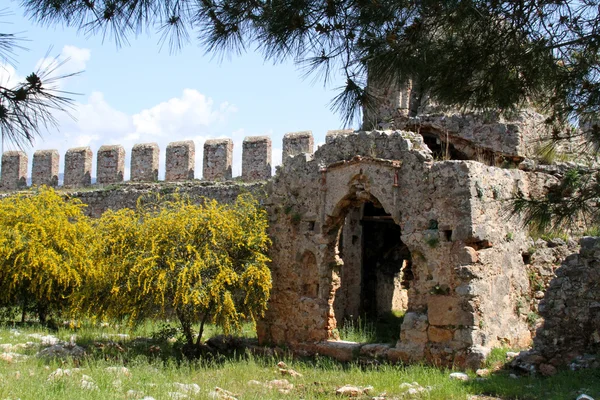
203;139;233;181
166;141;195;181
0;121;594;369
32;150;59;187
242;136;271;181
1;151;27;190
97;145;125;185
131;143;159;182
64;147;93;188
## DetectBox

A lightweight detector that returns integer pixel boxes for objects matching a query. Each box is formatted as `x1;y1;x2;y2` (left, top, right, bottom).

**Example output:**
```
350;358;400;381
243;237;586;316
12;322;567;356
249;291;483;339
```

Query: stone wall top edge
205;138;233;146
66;147;92;153
33;149;59;155
2;150;27;157
284;131;313;138
98;144;125;151
167;140;195;147
132;142;159;149
243;135;271;143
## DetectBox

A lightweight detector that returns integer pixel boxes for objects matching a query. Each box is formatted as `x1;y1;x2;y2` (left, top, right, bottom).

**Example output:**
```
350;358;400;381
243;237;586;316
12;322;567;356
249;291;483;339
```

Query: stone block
32;150;59;187
203;138;233;181
64;147;92;188
97;145;125;184
1;151;28;190
387;343;425;363
315;341;361;362
242;136;271;181
131;143;159;182
325;130;354;144
428;296;474;326
282;131;314;159
400;312;429;344
428;326;454;343
359;343;391;359
166;140;195;181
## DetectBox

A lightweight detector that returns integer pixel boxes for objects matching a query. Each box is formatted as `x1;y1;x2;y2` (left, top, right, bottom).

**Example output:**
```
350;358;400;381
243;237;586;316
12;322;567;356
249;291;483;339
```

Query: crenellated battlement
0;132;324;190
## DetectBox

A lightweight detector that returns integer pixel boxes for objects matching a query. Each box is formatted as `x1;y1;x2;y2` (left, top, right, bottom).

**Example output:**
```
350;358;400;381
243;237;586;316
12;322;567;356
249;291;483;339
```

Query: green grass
0;323;598;399
338;312;404;344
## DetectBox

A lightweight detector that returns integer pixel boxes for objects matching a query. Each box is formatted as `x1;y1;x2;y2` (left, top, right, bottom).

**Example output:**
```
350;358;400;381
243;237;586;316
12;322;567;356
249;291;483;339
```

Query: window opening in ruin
421;132;469;161
443;229;453;241
333;200;412;343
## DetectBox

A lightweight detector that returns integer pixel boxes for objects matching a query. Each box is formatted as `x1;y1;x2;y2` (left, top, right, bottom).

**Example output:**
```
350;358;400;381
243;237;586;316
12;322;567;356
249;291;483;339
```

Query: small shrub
527;312;539;329
426;236;439;248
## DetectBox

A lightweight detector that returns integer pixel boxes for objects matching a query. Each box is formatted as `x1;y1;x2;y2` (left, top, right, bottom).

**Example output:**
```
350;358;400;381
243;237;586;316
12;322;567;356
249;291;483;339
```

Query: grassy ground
0;322;598;400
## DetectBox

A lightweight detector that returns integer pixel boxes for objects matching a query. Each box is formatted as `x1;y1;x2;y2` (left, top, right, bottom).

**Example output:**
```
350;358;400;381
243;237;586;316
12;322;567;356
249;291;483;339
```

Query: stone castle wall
0;134;299;190
0;127;583;369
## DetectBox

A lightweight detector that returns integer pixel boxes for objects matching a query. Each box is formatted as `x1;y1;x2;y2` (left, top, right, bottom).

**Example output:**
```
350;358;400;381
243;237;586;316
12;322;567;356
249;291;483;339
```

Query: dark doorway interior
333;200;412;343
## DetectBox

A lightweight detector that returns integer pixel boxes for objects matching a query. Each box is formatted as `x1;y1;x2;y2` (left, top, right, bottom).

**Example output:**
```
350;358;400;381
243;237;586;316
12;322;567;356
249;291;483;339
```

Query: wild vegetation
0;187;271;357
0;321;599;400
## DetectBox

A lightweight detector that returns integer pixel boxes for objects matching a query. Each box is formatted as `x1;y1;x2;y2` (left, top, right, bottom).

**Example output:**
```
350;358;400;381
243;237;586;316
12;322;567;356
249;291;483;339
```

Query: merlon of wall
131;143;159;182
97;145;125;184
203;139;233;181
32;150;59;187
1;151;28;190
283;131;314;159
64;147;92;188
242;136;272;181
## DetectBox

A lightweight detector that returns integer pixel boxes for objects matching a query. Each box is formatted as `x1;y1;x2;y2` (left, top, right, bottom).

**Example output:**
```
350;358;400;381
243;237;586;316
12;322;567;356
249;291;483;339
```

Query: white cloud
0;64;22;89
7;45;286;183
132;89;237;138
33;45;91;90
28;87;238;180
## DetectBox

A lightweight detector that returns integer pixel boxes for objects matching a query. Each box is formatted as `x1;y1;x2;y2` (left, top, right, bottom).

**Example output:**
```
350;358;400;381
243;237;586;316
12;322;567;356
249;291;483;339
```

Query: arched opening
331;196;412;343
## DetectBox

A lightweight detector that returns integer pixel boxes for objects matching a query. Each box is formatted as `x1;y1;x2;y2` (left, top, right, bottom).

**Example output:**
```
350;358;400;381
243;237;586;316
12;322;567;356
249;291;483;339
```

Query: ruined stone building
0;97;595;368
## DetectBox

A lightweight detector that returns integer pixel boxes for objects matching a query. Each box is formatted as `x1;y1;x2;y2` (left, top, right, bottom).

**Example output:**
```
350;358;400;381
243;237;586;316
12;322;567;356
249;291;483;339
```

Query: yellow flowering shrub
84;193;271;352
0;187;93;324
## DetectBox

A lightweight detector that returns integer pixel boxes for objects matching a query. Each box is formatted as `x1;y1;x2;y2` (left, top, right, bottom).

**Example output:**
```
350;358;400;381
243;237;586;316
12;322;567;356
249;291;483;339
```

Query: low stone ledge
314;341;362;362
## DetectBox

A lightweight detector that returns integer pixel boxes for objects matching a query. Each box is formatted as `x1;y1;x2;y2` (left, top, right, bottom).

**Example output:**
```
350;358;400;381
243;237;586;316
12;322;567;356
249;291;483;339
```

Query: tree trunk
176;308;194;347
195;304;213;348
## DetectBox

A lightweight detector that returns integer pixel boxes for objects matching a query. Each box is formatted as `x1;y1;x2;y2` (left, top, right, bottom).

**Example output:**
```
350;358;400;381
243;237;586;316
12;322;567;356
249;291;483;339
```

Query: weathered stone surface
131;143;159;182
428;296;473;326
0;119;573;368
68;181;266;218
314;341;361;362
166;141;195;181
1;151;28;189
97;145;125;184
32;150;59;187
203;139;233;181
282;131;314;159
359;343;391;359
242;136;271;181
428;326;454;343
64;147;92;188
530;237;600;369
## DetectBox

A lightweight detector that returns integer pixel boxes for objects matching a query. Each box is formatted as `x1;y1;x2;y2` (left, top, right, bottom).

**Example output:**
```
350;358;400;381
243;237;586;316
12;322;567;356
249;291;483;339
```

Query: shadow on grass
462;364;600;400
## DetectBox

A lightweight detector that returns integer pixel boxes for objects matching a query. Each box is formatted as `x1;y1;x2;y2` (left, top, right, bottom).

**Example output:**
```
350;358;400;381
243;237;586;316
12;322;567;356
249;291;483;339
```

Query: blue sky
2;2;349;179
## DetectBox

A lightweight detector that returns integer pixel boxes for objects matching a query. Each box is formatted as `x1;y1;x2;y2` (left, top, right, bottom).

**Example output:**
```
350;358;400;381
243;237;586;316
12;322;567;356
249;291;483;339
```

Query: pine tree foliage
0;186;93;323
79;192;271;350
19;1;600;231
20;0;600;127
0;9;80;148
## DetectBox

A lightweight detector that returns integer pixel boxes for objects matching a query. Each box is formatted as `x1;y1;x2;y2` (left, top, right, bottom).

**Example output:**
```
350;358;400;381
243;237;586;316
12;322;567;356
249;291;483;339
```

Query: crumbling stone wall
0;122;583;368
32;150;59;187
533;237;600;367
1;151;28;190
258;130;549;367
69;181;265;218
97;145;125;184
131;143;159;182
242;136;272;181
